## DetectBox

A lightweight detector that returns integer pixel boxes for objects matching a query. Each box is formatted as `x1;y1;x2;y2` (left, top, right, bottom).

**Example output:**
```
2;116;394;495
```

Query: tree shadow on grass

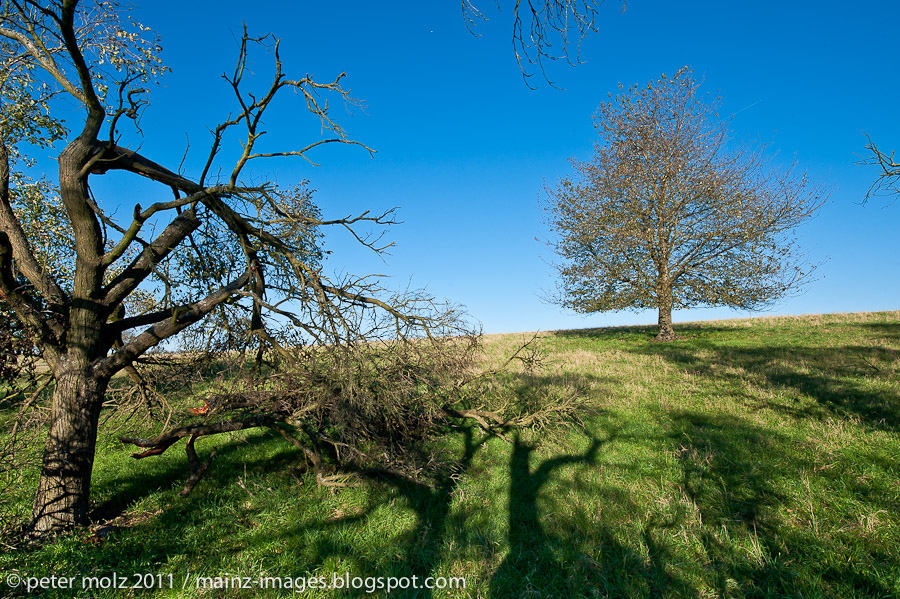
337;370;622;598
488;426;697;599
303;369;621;597
488;432;602;598
354;425;491;598
256;370;631;598
88;432;302;523
669;411;894;598
860;321;900;343
634;338;900;433
86;424;505;598
552;323;737;344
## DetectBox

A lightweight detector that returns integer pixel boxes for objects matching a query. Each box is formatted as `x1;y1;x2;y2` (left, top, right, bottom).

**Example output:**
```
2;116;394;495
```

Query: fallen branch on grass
118;334;582;496
120;414;278;458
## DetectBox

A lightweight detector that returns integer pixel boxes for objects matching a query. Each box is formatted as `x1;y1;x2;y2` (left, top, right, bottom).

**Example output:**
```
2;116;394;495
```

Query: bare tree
544;67;824;341
0;0;487;536
0;0;590;538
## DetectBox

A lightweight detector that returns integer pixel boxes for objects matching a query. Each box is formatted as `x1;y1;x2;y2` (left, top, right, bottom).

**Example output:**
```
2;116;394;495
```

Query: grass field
2;311;899;598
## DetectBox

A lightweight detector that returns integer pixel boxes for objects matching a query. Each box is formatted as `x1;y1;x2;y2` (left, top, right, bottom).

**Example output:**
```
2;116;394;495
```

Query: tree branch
102;209;201;308
86;141;202;194
863;133;900;203
59;0;104;135
120;413;277;458
95;269;251;378
100;186;230;268
0;20;85;104
0;143;68;310
0;231;61;367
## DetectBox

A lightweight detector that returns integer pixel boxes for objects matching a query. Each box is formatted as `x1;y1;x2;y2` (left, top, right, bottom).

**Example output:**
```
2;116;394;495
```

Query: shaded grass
1;311;899;597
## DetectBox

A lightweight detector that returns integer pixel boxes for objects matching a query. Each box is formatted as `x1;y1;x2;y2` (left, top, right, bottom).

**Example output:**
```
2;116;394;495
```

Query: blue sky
104;0;899;334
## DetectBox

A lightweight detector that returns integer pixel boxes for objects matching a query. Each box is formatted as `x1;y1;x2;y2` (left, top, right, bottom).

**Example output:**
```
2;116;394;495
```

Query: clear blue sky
104;0;898;333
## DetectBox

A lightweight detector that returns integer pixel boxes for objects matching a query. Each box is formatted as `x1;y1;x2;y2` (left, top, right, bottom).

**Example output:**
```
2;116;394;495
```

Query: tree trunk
655;293;676;342
30;364;108;534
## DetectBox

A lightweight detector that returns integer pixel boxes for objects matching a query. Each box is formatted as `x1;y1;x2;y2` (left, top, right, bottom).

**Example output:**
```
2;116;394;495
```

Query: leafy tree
544;67;824;341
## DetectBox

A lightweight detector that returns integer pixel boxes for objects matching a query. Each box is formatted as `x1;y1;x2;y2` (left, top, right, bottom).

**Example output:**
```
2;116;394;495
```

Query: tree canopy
544;67;824;341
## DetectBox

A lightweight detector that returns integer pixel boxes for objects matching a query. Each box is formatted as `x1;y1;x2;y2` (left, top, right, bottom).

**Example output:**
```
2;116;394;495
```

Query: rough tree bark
30;366;109;533
656;294;675;342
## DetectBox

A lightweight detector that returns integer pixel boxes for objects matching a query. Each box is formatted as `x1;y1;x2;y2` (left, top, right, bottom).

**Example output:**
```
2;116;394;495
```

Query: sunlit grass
2;311;899;597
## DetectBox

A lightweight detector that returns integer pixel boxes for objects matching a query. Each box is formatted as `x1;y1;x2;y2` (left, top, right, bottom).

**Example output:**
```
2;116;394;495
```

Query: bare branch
120;413;277;458
862;132;900;204
463;0;621;85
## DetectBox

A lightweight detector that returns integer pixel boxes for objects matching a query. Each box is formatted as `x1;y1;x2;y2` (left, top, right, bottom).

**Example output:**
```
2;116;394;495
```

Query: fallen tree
118;331;582;495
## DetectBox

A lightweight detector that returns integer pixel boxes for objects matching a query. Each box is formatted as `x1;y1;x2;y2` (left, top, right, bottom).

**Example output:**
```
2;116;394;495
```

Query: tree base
652;332;681;342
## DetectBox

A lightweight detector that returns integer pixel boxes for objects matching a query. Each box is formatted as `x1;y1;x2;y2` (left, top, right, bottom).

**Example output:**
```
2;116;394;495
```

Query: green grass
2;311;900;598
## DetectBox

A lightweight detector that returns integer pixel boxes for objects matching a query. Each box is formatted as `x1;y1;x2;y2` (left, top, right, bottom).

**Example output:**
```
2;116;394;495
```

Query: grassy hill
2;311;899;598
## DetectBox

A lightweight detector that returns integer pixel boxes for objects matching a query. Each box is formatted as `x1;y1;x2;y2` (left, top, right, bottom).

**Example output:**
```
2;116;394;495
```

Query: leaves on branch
544;67;824;338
